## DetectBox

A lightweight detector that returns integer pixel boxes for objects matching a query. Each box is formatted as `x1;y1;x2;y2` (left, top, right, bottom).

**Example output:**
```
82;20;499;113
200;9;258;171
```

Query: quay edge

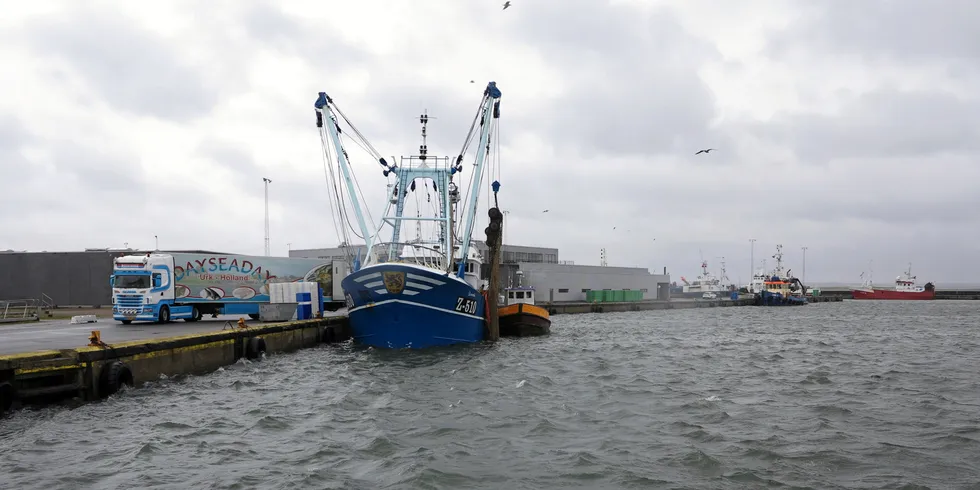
0;317;348;416
543;295;842;315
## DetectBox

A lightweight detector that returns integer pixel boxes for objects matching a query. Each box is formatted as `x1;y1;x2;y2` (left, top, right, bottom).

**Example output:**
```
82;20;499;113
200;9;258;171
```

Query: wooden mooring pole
485;207;503;341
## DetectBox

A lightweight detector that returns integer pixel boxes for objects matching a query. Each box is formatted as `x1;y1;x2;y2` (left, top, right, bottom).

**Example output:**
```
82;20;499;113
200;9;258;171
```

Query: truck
109;252;349;324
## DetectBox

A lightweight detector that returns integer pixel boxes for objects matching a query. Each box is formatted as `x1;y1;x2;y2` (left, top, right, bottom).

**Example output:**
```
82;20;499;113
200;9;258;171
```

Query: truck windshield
114;275;150;289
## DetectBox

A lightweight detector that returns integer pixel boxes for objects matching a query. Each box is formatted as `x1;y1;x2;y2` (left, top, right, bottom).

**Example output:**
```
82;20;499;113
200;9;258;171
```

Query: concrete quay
0;315;347;416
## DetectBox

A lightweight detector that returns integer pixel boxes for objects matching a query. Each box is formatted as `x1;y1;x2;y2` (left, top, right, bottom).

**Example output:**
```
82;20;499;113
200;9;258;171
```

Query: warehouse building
1;243;669;307
290;243;670;301
0;249;226;307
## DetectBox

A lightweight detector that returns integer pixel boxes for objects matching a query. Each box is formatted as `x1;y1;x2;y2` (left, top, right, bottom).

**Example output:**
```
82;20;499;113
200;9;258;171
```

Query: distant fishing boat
754;245;807;306
851;263;935;300
313;82;503;349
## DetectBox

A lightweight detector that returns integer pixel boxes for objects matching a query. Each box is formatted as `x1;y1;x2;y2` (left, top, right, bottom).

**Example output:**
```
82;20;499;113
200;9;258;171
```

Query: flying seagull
695;148;715;155
503;1;511;10
470;80;475;83
542;209;549;213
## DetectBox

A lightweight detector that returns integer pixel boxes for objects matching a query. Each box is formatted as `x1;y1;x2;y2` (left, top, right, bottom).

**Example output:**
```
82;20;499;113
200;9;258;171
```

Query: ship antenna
418;111;432;161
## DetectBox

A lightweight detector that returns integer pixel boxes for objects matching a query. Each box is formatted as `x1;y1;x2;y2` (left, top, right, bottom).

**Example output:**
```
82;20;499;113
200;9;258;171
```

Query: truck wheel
248;313;260;320
158;305;170;324
184;306;201;322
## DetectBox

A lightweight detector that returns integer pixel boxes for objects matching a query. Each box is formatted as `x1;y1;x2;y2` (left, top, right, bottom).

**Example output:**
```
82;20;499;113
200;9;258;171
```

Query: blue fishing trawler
754;245;808;306
313;82;503;348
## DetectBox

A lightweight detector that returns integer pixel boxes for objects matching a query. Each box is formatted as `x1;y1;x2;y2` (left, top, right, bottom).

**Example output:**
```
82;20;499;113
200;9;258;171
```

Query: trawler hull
341;263;486;349
755;291;807;306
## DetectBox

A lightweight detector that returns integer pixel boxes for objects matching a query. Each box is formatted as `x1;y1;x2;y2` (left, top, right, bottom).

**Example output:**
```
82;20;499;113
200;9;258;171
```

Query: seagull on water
695;148;716;155
503;1;511;10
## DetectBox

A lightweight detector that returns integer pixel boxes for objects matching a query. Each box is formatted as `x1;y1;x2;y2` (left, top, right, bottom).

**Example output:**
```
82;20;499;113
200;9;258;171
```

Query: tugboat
851;263;936;300
754;245;808;306
497;271;551;337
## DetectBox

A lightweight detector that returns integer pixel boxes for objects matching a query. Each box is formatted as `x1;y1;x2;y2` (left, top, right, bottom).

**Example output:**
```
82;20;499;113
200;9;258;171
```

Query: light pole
154;235;159;251
287;242;292;256
801;246;808;285
749;238;756;292
263;177;272;256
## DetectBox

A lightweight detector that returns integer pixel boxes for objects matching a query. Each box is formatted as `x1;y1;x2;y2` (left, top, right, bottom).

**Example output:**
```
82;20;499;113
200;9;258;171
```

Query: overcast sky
2;0;978;285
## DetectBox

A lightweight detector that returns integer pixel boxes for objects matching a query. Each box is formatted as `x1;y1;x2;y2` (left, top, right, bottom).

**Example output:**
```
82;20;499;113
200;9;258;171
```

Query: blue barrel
296;292;312;320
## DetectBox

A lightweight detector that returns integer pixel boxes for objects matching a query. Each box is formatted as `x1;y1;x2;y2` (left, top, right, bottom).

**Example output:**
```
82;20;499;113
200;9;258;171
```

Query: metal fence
0;298;41;323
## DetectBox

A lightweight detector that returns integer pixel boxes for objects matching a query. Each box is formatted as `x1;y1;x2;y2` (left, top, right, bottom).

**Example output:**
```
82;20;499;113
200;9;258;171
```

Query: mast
314;92;375;268
456;82;502;278
772;244;783;277
382;113;454;268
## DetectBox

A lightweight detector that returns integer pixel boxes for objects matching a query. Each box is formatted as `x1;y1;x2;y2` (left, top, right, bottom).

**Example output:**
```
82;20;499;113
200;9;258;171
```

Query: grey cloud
54;142;146;193
494;1;727;158
0;117;35;190
21;9;220;121
752;89;980;163
241;2;302;43
1;117;143;194
236;1;373;66
0;129;147;227
364;86;490;161
198;139;265;182
0;116;30;151
768;0;980;63
795;188;980;226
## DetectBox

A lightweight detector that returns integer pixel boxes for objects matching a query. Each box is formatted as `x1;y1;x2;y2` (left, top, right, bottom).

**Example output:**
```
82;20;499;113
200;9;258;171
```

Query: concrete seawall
0;317;348;416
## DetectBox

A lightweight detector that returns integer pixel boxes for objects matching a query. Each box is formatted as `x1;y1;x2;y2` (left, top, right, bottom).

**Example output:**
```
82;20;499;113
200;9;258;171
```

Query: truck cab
110;253;191;324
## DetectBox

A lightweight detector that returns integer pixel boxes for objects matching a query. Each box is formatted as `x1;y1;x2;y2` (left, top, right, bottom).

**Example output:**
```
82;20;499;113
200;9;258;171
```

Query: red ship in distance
851;263;936;300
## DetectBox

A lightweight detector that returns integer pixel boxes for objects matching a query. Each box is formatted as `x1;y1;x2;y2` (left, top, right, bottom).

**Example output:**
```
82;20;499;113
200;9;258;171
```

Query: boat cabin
504;286;536;306
764;276;792;297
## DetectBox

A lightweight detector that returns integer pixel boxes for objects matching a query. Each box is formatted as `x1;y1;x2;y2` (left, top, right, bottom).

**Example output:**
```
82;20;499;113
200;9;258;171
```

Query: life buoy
99;360;134;398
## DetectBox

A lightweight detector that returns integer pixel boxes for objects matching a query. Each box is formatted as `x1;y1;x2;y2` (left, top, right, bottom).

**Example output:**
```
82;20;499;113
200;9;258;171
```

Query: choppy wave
1;301;979;489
